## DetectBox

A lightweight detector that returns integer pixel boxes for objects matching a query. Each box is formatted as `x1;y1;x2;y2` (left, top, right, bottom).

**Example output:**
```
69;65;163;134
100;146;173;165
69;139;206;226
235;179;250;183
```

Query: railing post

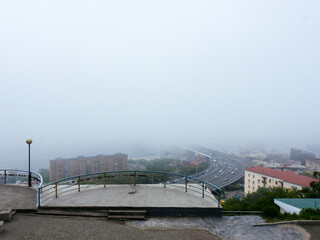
4;170;6;184
185;177;188;192
78;177;81;192
134;171;136;186
164;173;166;188
202;183;204;198
218;189;221;207
104;173;106;187
38;187;41;208
55;182;58;198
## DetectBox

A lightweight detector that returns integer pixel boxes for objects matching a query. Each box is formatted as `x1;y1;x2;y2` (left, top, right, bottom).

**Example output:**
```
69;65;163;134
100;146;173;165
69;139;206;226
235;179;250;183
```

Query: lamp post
26;139;32;187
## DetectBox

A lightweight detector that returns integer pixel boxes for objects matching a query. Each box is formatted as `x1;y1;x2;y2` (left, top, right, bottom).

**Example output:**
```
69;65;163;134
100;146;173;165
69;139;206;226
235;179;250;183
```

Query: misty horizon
1;1;319;170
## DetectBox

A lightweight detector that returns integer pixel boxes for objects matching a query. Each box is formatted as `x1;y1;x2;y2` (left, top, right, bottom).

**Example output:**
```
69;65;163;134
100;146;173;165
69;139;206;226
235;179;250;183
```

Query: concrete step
108;215;146;220
108;208;146;220
0;209;15;222
0;221;4;233
108;209;146;215
36;210;108;218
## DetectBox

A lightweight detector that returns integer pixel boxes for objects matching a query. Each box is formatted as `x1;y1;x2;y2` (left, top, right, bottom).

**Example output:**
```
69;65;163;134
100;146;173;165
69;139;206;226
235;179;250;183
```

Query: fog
0;1;319;170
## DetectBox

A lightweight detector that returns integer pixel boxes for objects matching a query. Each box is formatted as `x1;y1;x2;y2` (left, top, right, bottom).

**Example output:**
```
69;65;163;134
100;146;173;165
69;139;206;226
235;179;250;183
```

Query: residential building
306;159;320;172
244;166;317;195
50;153;128;181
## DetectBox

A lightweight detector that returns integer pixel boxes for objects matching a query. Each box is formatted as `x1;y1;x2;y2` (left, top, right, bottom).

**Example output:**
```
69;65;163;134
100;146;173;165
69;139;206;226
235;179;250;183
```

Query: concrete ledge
39;206;223;217
0;221;3;233
0;209;15;222
253;220;320;227
146;207;222;217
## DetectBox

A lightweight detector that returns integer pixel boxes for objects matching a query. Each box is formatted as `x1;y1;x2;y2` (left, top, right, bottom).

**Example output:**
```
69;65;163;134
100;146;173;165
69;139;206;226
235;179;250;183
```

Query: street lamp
26;139;32;187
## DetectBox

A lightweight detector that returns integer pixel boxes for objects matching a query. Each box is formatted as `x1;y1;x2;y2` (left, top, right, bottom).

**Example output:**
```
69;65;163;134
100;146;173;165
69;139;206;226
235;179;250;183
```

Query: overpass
177;146;245;188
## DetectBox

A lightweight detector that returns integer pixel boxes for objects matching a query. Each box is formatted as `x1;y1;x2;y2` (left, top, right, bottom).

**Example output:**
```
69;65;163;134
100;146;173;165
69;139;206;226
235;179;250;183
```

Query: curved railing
0;169;43;208
41;170;221;207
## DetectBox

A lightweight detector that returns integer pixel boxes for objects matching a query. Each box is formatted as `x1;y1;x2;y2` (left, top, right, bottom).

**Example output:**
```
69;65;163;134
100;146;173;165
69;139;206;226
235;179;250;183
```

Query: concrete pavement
0;214;219;240
0;185;37;210
42;184;218;207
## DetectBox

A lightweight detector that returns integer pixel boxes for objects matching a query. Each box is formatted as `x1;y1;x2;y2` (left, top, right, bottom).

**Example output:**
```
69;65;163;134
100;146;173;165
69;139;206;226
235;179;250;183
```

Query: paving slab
0;214;219;240
42;184;218;208
0;185;37;210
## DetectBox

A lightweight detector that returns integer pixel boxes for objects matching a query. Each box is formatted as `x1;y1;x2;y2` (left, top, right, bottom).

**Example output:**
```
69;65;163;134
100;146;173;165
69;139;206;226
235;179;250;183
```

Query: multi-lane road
187;147;245;188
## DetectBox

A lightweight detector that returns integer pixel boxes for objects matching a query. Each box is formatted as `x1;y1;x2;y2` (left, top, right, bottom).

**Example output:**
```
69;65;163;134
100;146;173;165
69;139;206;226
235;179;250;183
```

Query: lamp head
26;139;33;144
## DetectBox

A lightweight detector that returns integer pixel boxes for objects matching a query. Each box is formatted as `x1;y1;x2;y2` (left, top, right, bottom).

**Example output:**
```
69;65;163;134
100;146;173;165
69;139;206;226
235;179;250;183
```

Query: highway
184;147;245;188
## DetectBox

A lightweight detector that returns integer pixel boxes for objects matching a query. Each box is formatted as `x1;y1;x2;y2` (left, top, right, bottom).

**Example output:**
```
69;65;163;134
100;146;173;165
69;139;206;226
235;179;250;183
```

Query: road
185;147;245;188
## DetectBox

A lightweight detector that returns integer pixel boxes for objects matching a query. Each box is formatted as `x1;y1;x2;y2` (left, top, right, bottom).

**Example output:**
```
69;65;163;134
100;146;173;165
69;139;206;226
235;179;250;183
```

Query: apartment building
244;166;317;195
50;153;128;181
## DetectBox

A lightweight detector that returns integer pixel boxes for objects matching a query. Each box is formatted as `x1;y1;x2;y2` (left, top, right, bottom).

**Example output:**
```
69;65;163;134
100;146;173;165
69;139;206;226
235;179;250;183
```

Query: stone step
36;210;108;218
108;215;146;220
0;209;15;222
0;221;4;233
108;209;146;215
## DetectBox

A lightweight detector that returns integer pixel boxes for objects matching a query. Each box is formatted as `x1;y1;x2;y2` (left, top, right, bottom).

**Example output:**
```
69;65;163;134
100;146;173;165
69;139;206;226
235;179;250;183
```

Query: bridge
0;169;222;218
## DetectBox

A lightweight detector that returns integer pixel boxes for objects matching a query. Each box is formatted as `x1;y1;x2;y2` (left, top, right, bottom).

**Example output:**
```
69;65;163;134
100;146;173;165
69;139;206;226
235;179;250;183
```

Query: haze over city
1;1;319;170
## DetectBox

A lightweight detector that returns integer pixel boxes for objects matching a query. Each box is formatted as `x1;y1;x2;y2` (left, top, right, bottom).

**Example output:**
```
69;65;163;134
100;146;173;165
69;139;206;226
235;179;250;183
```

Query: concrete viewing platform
0;185;37;210
42;184;218;208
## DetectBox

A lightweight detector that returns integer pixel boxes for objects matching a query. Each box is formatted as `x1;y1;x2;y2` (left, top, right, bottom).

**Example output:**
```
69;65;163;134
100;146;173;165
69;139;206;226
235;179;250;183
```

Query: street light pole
26;139;33;187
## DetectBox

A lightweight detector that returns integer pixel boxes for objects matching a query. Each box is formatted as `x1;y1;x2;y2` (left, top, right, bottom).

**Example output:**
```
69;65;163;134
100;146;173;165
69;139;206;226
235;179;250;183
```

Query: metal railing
40;170;221;208
0;169;43;208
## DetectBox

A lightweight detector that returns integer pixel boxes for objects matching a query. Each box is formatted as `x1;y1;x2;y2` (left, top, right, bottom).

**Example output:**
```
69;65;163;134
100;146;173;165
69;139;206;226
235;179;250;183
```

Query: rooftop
274;198;320;210
246;166;318;187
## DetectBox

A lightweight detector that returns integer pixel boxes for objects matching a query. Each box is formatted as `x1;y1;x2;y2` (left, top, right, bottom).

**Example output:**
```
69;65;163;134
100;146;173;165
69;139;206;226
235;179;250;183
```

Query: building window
275;181;277;185
114;159;118;171
248;185;250;189
64;163;69;177
86;162;91;174
95;160;100;173
253;186;255;190
269;179;271;183
253;175;255;178
258;179;260;183
253;181;255;184
248;174;250;177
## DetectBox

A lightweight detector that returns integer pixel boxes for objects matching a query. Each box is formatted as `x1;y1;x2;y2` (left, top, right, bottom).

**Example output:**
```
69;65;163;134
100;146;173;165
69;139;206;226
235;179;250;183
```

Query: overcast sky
1;1;319;170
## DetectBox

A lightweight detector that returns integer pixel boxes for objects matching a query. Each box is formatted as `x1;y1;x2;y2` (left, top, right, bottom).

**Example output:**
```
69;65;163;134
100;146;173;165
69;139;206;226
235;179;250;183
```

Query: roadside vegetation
129;158;209;176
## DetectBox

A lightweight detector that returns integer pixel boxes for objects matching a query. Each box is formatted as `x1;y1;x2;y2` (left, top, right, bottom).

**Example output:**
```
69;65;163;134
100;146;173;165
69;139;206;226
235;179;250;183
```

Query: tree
38;168;50;182
299;171;320;198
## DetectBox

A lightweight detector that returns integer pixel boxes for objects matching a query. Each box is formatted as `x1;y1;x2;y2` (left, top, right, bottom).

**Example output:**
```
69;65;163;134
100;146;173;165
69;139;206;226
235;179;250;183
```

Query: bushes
223;187;300;212
262;205;279;218
300;208;320;220
223;185;320;221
